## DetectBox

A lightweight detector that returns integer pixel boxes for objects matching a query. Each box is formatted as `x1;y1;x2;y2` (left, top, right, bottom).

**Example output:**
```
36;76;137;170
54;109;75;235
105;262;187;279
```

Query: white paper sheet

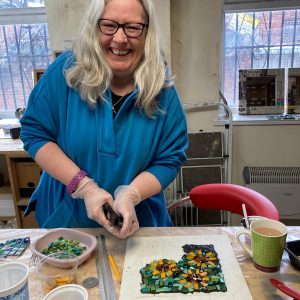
119;235;253;300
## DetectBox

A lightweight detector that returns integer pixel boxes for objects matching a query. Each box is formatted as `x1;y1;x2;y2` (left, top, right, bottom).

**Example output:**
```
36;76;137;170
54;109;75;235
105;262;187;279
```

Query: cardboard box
239;68;285;115
287;68;300;114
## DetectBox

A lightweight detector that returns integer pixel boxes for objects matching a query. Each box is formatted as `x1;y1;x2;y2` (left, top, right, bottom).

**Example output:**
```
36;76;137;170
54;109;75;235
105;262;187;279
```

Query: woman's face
99;0;147;79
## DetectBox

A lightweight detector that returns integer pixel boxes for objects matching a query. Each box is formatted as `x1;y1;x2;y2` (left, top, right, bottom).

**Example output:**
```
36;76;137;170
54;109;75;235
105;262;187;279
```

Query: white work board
119;235;253;300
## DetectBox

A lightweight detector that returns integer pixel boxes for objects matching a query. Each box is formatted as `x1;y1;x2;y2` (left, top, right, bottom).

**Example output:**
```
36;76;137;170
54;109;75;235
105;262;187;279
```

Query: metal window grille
223;9;300;106
0;1;52;116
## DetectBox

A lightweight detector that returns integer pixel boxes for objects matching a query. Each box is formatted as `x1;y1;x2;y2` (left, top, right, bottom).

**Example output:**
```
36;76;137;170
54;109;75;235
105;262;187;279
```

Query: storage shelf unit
6;151;41;228
0;138;42;228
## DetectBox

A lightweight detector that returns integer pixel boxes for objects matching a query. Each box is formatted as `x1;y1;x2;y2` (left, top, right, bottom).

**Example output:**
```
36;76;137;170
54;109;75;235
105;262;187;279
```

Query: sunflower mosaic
140;259;181;293
140;244;227;294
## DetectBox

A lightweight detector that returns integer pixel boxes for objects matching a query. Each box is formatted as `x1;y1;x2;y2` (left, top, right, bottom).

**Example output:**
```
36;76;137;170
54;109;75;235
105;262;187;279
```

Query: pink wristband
67;170;87;195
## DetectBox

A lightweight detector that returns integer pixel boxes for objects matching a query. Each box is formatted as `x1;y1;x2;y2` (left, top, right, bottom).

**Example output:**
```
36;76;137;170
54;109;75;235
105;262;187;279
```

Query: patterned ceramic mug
236;218;287;272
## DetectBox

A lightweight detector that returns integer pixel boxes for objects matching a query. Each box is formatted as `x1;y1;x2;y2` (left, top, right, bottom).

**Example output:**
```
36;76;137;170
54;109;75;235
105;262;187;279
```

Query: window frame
223;0;300;12
0;7;47;25
0;6;48;118
221;0;300;116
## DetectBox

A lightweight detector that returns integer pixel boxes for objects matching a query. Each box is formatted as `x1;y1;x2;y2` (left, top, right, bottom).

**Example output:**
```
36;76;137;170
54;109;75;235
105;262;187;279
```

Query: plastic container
0;262;29;299
36;252;78;294
31;228;97;268
43;284;88;300
285;239;300;270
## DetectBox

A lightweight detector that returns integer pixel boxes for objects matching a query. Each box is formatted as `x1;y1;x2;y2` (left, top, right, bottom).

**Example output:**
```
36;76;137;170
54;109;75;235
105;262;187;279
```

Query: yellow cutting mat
119;235;253;300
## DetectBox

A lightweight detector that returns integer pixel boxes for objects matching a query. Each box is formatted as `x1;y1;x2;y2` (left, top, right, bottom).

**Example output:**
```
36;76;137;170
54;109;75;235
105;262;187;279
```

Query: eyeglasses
98;19;148;38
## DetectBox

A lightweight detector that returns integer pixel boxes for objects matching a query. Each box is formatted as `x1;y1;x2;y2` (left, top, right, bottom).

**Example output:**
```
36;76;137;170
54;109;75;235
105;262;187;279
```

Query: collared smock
20;51;188;228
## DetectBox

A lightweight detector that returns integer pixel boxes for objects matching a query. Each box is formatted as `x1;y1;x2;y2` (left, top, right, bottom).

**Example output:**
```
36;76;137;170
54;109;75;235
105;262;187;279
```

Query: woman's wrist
66;170;87;195
71;176;94;199
114;185;141;205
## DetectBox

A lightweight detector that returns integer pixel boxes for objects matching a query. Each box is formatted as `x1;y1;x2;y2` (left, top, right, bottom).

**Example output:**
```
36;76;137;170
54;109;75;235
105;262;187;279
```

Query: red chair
190;183;280;220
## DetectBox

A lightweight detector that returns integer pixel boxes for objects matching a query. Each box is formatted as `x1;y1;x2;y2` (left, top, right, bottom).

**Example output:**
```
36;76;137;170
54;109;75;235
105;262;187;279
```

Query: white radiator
243;167;300;219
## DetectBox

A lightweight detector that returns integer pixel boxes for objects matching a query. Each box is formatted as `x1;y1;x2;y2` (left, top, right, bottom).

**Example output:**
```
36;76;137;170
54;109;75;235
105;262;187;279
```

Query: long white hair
65;0;173;116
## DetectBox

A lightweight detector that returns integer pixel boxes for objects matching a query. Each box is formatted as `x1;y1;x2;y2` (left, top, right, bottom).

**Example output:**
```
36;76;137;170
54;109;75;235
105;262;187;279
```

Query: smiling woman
20;0;188;238
97;0;148;90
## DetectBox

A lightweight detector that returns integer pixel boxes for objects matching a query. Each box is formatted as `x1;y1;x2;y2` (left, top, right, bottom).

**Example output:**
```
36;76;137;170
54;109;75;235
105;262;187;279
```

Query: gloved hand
111;185;141;239
72;177;114;229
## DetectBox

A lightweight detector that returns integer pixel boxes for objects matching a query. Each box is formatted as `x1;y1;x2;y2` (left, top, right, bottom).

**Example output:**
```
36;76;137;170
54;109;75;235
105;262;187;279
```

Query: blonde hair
65;0;173;116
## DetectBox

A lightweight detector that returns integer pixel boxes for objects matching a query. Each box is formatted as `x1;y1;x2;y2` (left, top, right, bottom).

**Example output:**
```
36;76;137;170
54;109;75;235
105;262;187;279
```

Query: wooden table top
0;226;299;299
0;138;26;155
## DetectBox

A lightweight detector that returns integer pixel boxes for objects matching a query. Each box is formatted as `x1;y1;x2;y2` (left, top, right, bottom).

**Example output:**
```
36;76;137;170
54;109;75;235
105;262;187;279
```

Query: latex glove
72;178;113;229
111;185;141;239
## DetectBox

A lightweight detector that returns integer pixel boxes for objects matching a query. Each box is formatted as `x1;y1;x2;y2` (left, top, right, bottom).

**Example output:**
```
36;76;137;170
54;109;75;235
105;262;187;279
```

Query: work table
0;226;299;299
0;138;24;155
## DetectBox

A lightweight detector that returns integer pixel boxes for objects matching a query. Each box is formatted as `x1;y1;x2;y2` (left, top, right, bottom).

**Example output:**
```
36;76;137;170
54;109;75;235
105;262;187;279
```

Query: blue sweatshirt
20;52;188;228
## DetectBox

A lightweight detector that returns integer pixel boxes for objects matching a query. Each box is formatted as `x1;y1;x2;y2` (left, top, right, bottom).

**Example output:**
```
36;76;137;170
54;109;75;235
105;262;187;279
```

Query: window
0;0;52;117
222;7;300;109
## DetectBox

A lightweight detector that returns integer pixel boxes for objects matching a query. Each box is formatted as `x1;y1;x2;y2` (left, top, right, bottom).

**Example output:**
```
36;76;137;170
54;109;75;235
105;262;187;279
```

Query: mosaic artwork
0;237;30;258
140;244;227;294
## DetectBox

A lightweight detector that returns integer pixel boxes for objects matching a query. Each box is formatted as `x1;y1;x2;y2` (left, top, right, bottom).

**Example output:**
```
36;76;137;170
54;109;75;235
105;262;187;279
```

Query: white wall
171;0;222;103
170;0;222;134
232;124;300;185
151;0;171;66
45;0;89;51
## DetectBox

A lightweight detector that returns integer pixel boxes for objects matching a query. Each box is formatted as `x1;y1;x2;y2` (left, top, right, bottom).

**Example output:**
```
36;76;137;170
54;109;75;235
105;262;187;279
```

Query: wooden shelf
0;216;14;222
6;154;40;228
17;199;30;206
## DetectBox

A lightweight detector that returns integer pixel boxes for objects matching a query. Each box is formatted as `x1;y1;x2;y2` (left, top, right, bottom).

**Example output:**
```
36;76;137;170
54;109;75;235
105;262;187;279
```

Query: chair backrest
190;183;280;220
